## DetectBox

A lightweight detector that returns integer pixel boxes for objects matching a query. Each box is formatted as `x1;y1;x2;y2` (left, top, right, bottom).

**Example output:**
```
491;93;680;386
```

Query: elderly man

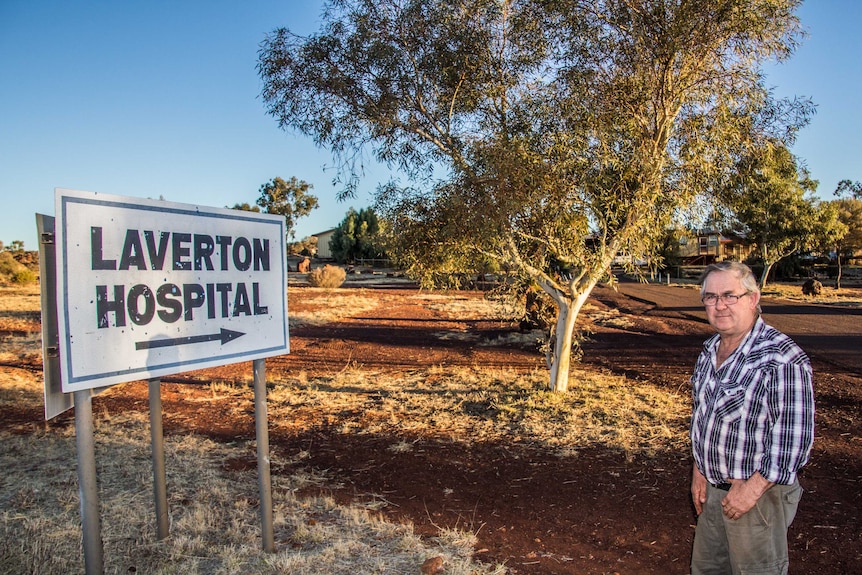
689;262;815;575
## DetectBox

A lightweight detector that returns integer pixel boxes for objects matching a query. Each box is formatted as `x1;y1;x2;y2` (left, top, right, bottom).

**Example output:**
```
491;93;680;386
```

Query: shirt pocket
712;385;746;422
713;367;771;421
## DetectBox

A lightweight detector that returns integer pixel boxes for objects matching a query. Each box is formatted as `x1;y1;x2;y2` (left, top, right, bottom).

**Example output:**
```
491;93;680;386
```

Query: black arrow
135;328;246;351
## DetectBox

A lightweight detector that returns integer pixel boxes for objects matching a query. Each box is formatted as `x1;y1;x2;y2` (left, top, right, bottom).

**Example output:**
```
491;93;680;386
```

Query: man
690;262;814;575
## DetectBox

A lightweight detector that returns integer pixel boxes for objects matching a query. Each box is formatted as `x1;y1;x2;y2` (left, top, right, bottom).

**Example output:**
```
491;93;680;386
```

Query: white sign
55;189;289;392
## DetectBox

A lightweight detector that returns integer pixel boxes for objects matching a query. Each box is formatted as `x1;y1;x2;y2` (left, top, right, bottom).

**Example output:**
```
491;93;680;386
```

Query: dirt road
613;282;862;376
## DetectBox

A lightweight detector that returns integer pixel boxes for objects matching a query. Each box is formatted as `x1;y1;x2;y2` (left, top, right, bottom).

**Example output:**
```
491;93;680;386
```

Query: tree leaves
258;0;808;389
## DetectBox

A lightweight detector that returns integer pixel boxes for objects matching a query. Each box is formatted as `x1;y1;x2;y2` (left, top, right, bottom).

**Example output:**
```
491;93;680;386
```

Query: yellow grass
267;365;688;457
0;395;503;575
287;288;381;328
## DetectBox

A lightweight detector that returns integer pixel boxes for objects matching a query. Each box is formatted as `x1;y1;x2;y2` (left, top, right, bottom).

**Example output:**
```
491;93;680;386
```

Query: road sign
55;188;289;392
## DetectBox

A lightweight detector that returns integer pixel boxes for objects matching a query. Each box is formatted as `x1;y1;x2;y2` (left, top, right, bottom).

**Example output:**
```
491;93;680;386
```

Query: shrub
0;252;37;285
307;264;346;288
12;269;38;284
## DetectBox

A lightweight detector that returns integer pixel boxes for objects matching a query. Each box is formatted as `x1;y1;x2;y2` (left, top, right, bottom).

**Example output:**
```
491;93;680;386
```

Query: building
311;229;338;259
678;229;753;265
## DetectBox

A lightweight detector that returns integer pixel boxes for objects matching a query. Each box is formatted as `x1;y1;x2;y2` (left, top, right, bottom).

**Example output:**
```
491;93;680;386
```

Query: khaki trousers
691;480;802;575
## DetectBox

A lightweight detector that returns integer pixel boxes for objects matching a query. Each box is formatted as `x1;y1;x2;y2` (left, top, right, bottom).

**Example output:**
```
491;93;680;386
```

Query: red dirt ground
4;283;861;574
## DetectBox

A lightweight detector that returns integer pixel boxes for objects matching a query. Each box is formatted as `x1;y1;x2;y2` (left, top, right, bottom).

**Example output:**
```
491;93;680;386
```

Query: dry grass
0;362;687;574
414;292;520;321
760;282;862;305
287;289;381;328
266;365;689;458
666;279;862;306
0;285;42;364
0;393;504;575
0;285;41;312
0;285;511;575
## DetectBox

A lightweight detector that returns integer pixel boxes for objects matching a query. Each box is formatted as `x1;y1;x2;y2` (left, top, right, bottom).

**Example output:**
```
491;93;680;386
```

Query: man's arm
723;471;774;518
760;354;815;485
691;465;708;516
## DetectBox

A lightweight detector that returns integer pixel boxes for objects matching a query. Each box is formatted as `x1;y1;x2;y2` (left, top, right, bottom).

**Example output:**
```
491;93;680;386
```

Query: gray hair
699;261;761;313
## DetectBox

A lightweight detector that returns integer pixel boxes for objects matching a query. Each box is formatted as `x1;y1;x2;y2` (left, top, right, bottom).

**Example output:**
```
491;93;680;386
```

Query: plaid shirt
690;318;815;486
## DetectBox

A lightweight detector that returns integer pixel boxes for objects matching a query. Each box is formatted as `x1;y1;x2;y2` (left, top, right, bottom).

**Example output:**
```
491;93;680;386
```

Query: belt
712;482;732;491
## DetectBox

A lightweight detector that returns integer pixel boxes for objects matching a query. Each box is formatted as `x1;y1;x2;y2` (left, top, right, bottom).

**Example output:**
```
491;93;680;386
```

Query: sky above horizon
2;1;860;252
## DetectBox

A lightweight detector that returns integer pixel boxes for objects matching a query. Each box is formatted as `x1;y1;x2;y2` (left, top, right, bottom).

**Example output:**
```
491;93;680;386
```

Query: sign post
46;189;289;568
253;358;275;552
74;389;103;575
36;214;74;419
148;378;169;540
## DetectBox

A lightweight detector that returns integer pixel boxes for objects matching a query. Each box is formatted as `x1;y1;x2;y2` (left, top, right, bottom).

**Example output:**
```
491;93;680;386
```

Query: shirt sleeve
760;349;815;485
689;349;712;473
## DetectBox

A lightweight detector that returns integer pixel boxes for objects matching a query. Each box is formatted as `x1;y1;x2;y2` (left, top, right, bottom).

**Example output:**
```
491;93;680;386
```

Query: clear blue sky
1;1;860;251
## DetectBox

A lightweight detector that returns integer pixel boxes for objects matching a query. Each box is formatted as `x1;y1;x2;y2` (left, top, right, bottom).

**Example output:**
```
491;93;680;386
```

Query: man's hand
721;472;774;520
691;466;707;515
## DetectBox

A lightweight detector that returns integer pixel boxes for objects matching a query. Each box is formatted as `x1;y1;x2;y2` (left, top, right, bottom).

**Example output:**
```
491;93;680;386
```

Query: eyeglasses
701;292;750;306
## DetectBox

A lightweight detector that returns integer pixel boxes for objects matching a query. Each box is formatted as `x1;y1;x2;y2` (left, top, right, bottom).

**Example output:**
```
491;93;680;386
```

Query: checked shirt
690;318;815;486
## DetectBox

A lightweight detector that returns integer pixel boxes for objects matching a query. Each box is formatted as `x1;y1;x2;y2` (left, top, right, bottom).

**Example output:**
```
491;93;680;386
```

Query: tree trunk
759;244;773;290
759;262;774;290
836;253;843;290
546;285;595;392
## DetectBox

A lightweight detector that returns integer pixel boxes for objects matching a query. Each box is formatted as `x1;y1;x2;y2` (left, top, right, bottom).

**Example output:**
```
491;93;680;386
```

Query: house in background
678;229;753;265
311;229;337;259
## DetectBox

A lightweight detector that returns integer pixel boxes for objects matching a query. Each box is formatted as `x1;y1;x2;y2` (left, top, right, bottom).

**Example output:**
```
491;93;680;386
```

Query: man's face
702;270;760;338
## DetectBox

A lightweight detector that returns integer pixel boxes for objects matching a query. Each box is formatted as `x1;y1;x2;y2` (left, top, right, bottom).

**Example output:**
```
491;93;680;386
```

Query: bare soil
3;282;860;574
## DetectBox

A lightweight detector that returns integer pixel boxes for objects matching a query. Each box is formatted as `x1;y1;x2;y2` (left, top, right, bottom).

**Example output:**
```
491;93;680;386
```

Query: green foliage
718;139;822;287
653;226;693;273
821;196;862;287
329;207;384;264
1;240;25;252
0;251;37;285
834;197;862;257
258;0;808;390
307;264;346;288
256;177;319;239
827;180;862;284
835;179;862;200
230;202;261;212
289;236;318;257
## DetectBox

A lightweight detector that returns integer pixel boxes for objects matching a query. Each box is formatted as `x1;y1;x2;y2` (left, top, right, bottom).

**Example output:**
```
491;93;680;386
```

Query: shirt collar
704;317;766;358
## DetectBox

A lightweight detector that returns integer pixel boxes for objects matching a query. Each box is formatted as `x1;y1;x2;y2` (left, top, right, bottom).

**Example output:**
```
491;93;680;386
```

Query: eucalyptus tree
835;179;862;201
719;140;821;288
827;189;862;288
256;177;319;240
258;0;809;391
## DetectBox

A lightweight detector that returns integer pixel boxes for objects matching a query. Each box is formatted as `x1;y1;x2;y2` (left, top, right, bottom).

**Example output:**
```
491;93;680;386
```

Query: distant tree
720;140;820;288
2;240;25;252
655;225;693;273
835;179;862;200
827;196;862;288
289;235;318;257
0;251;37;285
259;0;810;392
330;207;384;263
256;177;319;240
230;202;261;212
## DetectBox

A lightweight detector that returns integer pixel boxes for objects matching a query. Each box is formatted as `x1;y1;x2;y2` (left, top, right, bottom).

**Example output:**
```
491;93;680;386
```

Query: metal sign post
36;214;72;419
74;389;104;575
253;358;275;552
39;214;105;573
40;189;289;570
148;378;170;540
